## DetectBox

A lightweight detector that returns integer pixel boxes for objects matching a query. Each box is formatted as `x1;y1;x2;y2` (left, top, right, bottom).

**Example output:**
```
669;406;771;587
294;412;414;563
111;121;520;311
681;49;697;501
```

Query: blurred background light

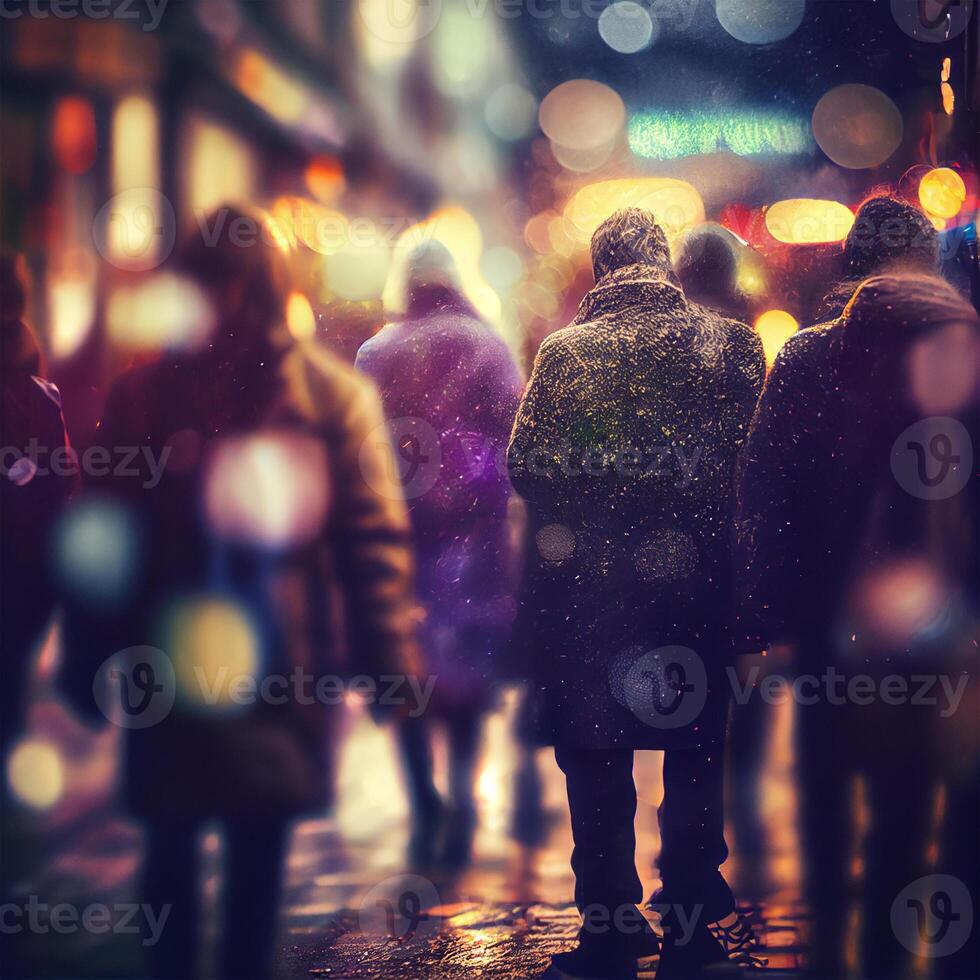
7;739;65;811
598;1;658;54
182;115;257;219
918;167;967;219
232;49;309;126
811;84;903;169
754;309;799;366
716;0;806;44
563;178;705;250
484;83;538;142
167;598;261;709
325;237;391;302
54;498;139;607
480;246;525;294
765;198;855;244
286;291;317;342
907;320;980;416
304;156;346;204
550;138;617;174
538;79;625;152
51;95;97;175
204;431;332;550
851;559;951;650
356;0;433;69
628;110;810;160
47;248;97;360
107;273;215;351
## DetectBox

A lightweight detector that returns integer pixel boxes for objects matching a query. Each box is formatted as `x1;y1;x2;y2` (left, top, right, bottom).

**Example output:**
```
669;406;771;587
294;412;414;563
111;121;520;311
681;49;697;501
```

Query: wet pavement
7;683;806;978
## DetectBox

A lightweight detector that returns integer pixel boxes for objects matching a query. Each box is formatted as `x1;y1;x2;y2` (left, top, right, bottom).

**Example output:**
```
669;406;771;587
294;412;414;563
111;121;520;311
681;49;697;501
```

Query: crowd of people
1;189;978;980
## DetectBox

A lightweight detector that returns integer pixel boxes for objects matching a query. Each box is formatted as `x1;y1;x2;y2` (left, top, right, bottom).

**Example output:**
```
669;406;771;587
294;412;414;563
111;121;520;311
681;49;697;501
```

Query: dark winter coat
507;210;766;749
62;340;420;818
356;294;524;712
736;273;979;663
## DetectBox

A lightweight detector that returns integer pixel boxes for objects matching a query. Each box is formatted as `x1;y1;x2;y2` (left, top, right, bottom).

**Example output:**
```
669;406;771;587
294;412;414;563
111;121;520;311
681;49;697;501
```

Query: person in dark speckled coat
508;208;766;979
736;273;980;980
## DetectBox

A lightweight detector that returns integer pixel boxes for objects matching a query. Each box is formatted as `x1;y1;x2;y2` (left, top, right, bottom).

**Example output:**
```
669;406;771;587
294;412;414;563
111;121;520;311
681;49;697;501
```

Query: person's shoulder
536;320;591;360
286;342;385;433
355;321;402;363
767;321;838;389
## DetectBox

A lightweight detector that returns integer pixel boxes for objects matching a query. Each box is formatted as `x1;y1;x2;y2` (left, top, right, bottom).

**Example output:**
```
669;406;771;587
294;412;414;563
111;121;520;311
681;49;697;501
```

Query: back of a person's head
842;196;939;281
590;207;673;280
675;224;746;314
384;238;476;320
176;205;290;357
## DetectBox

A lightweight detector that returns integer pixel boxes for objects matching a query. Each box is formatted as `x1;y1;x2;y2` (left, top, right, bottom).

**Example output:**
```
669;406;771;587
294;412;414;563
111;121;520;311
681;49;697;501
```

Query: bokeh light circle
7;740;64;810
167;598;261;710
811;84;903;169
754;310;799;366
204;430;332;550
538;79;626;152
765;198;855;244
484;83;537;141
890;0;974;43
55;498;139;607
716;0;805;44
918;167;967;219
598;1;658;54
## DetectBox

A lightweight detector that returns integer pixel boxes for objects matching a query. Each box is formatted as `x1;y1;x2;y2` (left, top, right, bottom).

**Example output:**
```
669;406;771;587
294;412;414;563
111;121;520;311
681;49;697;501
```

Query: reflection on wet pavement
10;687;804;977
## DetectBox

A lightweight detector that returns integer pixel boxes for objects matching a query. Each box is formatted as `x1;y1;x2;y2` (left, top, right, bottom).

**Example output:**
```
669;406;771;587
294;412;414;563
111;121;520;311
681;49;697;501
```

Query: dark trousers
555;738;734;930
399;712;483;816
142;817;289;980
796;700;934;980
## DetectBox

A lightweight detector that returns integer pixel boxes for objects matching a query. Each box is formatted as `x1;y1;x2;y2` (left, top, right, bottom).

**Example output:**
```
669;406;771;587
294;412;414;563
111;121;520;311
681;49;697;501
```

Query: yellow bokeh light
765;199;855;245
563;178;705;250
755;309;798;367
286;291;316;342
7;740;64;810
169;599;260;709
919;168;966;220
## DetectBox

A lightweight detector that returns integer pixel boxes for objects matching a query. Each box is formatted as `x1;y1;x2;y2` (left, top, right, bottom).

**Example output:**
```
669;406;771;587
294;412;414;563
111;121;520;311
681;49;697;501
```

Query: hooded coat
507;208;766;749
736;273;979;665
356;242;524;713
809;197;940;325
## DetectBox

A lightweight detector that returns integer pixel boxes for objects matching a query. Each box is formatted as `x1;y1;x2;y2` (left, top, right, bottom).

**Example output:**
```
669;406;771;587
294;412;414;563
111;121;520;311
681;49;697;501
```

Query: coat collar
574;263;687;323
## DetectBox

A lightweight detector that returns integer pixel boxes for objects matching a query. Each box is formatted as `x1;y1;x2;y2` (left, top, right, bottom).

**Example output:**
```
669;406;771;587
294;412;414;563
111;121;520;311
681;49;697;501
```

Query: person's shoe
551;939;638;979
623;915;661;960
706;911;768;969
655;910;767;978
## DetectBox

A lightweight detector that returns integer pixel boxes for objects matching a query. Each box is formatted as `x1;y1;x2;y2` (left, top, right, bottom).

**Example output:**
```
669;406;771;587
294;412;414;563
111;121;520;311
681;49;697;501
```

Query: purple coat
356;298;524;711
